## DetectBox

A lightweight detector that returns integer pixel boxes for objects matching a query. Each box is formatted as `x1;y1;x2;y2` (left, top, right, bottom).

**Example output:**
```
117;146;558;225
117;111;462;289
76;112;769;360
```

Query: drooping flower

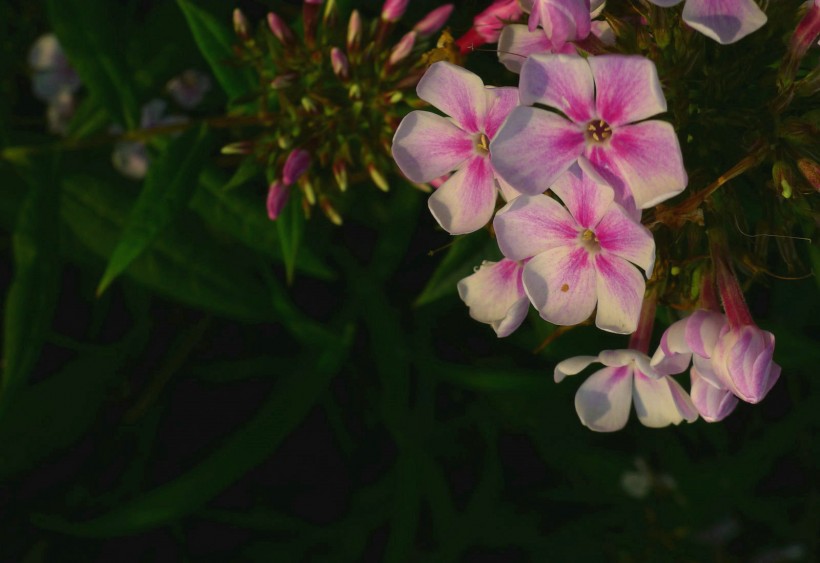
457;258;529;337
493;159;655;333
166;69;212;109
647;0;767;45
555;349;698;432
455;0;524;54
392;62;519;234
491;54;687;212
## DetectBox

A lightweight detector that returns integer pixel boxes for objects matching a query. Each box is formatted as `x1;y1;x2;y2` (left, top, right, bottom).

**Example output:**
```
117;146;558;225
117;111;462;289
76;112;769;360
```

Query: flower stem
628;289;657;354
709;230;753;328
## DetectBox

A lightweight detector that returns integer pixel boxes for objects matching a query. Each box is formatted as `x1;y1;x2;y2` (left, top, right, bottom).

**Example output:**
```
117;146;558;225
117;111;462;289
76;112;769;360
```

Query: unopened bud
301;96;318;113
797;158;820;192
300;176;317;205
389;91;403;104
233;8;250;41
333;159;348;192
414;4;454;36
320;196;343;225
330;47;349;80
348;83;362;100
270;73;296;90
221;140;253;155
323;0;338;28
772;161;795;198
267;180;289;220
347;10;362;52
789;0;820;62
381;0;409;22
388;31;416;67
277;135;291;150
368;163;389;192
267;12;294;45
283;149;311;186
303;0;323;46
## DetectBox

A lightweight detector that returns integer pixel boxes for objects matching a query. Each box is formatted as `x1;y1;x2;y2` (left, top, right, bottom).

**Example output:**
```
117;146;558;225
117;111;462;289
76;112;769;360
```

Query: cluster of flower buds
393;1;819;431
225;0;454;225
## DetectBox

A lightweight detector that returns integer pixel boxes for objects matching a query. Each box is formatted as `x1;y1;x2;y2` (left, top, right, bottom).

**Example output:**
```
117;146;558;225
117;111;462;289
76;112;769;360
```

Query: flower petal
650;317;693;376
632;371;689;428
595;204;655;274
519;54;595;123
690;365;738;422
593;254;645;334
588;55;667;127
683;309;727;358
392;110;474;183
586;120;687;209
498;25;553;74
524;247;597;326
417;61;487;133
682;0;767;45
490;106;585;195
575;365;633;432
550;160;615;229
493;296;530;337
598;348;642;368
428;156;497;234
667;376;700;422
494;194;579;260
530;0;592;48
457;258;525;325
484;86;520;140
712;324;780;403
555;355;600;382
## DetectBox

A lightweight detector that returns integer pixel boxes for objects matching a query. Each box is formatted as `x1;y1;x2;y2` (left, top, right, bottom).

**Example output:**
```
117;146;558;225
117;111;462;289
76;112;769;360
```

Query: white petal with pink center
519;54;594;123
494;194;579;260
588;56;667;127
428;156;497;235
524;247;598;325
458;258;529;337
416;61;487;133
392;111;473;182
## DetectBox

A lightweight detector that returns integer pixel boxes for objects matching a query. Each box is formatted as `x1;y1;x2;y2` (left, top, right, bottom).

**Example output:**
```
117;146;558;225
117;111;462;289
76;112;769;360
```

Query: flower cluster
392;1;818;431
226;0;453;225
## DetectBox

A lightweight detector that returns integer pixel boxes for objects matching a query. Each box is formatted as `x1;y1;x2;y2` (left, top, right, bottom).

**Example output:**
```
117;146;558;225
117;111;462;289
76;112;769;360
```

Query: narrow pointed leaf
97;124;214;295
275;188;305;284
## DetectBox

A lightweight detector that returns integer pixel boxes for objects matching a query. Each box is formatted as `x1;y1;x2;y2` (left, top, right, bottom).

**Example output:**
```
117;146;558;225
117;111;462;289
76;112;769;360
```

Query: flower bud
690;368;738;422
381;0;409;22
283;149;311;186
789;0;820;61
233;8;250;41
303;0;323;46
300;176;317;205
330;47;349;80
323;0;338;27
414;5;454;36
221;140;253;155
333;159;348;192
320;196;343;225
712;324;781;404
797;158;820;191
266;180;289;220
388;31;416;67
771;161;795;198
270;73;296;90
368;163;389;191
347;10;362;52
301;96;318;113
267;12;294;45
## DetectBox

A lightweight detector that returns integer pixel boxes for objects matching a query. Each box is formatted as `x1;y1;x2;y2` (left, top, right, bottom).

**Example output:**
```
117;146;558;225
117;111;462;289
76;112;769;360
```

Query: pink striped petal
457;258;525;328
588;55;667;127
683;309;727;358
650;317;693;376
633;371;692;428
524;247;597;326
690;366;739;422
550;160;615;230
417;61;487;133
497;25;552;74
529;0;592;48
428;156;497;234
484;86;520;140
496;175;523;202
392;110;474;183
490;107;585;195
554;355;599;382
595;205;655;274
586;120;687;209
667;376;700;422
682;0;767;45
494;194;579;260
519;54;595;123
575;365;633;432
593;254;645;334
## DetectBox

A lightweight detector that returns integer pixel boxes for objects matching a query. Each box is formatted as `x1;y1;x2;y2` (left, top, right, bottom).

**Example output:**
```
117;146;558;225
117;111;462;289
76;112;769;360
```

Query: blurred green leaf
62;173;274;321
32;327;354;537
275;188;305;284
415;229;500;307
176;0;256;101
428;361;554;393
66;95;110;139
221;156;262;192
0;156;61;419
97;124;214;295
46;0;140;129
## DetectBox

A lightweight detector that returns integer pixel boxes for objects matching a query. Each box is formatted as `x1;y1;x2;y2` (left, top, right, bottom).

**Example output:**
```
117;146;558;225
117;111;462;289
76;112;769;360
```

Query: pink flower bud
797;158;820;191
233;8;250;41
330;47;349;80
347;10;362;51
712;324;781;404
388;31;416;66
790;0;820;60
267;12;294;45
283;149;311;186
414;5;454;36
381;0;409;22
266;180;289;220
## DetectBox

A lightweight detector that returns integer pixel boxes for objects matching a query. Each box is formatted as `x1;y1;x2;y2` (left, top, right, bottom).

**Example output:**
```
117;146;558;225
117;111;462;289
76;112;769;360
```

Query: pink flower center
475;132;490;155
586;119;612;143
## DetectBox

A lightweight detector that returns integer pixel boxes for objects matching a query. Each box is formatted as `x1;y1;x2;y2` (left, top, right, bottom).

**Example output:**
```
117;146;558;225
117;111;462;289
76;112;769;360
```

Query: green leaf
61;173;274;322
65;95;110;140
176;0;256;101
97;124;214;295
46;0;140;129
275;187;306;284
415;229;501;307
0;156;61;420
32;327;354;537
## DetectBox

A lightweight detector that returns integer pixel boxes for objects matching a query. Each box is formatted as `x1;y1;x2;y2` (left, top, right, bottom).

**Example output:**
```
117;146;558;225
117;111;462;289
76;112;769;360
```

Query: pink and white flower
491;54;687;212
456;0;524;53
392;62;519;234
711;324;780;404
493;159;655;333
458;258;529;337
647;0;767;45
525;0;592;47
555;349;698;432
